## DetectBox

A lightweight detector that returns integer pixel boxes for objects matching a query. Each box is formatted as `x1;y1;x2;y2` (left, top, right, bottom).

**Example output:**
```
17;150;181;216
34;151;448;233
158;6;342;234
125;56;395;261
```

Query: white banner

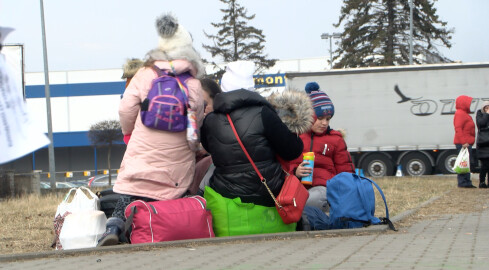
2;44;23;93
0;27;49;164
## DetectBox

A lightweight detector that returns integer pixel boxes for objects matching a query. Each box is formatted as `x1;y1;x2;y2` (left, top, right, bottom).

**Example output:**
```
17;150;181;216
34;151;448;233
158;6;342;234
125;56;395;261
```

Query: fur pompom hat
267;90;314;134
305;82;334;118
146;13;205;78
156;14;192;52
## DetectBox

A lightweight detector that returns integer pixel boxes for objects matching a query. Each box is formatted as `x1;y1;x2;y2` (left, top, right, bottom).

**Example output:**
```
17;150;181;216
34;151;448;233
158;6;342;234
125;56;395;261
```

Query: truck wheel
362;154;394;177
437;150;458;174
401;152;432;176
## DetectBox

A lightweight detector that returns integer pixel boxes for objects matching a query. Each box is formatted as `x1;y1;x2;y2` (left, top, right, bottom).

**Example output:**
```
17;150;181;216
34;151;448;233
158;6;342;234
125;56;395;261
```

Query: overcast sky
1;0;488;72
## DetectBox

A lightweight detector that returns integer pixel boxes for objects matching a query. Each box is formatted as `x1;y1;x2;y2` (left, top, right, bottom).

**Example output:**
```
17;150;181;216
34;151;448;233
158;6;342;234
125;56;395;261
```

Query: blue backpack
327;172;396;230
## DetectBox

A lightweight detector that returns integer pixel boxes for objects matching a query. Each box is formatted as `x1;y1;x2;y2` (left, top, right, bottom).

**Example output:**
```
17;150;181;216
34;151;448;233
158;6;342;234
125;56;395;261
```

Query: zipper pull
293;198;297;207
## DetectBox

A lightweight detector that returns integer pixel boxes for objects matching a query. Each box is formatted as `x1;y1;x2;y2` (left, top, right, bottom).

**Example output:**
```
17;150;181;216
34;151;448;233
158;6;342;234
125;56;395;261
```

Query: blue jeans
455;144;473;187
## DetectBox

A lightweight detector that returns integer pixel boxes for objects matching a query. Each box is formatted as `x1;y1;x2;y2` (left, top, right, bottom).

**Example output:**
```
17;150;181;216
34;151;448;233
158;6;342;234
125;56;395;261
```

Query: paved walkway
1;204;488;270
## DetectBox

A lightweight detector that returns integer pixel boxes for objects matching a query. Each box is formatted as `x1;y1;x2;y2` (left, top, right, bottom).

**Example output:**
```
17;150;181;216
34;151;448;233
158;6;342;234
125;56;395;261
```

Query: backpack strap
169;61;192;108
152;65;164;77
354;174;374;222
360;175;397;231
124;205;136;237
152;63;192;108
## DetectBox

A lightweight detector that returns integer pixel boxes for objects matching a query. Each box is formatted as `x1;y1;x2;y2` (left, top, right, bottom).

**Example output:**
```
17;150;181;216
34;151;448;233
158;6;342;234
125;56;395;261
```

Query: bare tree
88;120;123;185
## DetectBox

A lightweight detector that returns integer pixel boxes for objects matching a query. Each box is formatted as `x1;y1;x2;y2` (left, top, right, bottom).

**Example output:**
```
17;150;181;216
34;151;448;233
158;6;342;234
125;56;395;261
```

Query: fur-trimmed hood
267;90;314;135
331;127;347;138
121;58;143;79
146;48;205;79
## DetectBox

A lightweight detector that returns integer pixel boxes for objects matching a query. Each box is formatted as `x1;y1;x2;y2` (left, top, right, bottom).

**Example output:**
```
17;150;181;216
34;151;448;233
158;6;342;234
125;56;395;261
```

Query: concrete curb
0;225;388;263
0;190;451;263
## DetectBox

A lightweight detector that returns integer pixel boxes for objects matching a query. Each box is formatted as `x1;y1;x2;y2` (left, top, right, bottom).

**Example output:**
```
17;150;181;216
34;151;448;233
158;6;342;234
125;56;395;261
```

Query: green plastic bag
204;186;296;237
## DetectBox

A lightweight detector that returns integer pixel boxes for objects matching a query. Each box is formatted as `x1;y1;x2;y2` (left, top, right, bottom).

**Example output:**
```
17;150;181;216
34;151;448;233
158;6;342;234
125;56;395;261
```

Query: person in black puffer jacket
476;101;489;188
201;61;304;207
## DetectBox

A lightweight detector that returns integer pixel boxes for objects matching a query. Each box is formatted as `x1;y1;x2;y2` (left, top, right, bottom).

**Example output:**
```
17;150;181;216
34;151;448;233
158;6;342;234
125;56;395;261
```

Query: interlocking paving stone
2;208;489;270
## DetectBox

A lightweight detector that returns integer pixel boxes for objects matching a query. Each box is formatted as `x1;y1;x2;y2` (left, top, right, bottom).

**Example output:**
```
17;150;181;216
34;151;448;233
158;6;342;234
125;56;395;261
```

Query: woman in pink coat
98;14;205;246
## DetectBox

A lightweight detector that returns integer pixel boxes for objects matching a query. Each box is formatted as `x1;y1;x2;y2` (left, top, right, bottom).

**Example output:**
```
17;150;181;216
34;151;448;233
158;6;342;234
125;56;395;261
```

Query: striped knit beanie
305;82;334;118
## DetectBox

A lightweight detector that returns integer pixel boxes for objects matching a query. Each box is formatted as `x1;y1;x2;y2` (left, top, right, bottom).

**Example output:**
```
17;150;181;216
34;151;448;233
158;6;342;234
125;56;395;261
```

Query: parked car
40;182;78;189
40;182;50;189
87;174;118;187
69;180;89;187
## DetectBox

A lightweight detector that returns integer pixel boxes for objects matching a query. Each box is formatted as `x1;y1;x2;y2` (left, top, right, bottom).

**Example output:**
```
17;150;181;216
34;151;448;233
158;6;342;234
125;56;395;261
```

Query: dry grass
0;176;483;255
372;176;455;217
0;192;60;254
0;187;106;256
395;180;489;229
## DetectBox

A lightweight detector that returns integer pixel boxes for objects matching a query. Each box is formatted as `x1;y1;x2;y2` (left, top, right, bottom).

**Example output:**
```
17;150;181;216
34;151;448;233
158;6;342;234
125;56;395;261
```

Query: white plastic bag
55;187;100;217
453;147;470;174
53;187;101;249
59;210;107;250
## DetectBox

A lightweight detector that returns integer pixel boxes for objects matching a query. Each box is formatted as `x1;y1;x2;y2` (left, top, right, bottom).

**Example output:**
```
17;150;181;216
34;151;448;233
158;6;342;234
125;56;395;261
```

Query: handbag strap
226;114;282;208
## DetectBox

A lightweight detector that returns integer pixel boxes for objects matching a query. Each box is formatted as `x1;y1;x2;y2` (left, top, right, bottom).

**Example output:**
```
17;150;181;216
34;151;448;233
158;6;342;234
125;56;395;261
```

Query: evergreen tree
333;0;453;68
88;120;123;185
203;0;277;73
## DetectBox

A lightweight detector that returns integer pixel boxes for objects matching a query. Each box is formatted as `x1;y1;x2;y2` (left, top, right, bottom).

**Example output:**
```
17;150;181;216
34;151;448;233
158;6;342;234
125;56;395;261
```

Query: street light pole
40;0;56;189
321;32;341;69
329;37;333;68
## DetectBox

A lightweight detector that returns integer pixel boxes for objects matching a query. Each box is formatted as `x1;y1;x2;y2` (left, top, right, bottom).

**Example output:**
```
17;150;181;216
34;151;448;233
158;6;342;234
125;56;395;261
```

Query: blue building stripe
26;81;126;98
45;131;124;148
26;74;287;99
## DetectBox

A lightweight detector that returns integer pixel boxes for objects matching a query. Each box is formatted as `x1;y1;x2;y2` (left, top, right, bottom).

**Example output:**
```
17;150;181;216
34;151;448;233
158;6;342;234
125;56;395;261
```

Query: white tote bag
59;210;107;250
453;148;470;174
53;187;102;250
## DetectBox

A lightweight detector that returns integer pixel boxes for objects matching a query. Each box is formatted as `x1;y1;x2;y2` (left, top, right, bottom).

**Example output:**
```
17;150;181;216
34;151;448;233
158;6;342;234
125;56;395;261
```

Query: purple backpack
140;66;192;132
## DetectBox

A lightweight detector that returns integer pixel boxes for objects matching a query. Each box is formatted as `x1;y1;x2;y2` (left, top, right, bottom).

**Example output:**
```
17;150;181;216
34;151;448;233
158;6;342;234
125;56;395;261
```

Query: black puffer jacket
201;90;303;206
476;109;489;159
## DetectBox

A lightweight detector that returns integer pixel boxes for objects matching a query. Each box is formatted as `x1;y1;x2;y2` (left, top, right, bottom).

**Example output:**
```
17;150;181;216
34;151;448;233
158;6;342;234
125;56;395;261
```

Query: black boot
479;182;488;188
97;217;124;247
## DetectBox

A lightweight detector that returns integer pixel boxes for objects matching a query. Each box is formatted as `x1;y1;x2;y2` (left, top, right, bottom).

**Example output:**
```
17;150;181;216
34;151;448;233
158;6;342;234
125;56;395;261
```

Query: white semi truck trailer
286;63;489;177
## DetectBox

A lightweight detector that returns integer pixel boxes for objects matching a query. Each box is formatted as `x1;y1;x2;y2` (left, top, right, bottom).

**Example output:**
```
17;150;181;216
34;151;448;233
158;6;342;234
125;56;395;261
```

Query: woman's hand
295;161;313;178
463;143;469;148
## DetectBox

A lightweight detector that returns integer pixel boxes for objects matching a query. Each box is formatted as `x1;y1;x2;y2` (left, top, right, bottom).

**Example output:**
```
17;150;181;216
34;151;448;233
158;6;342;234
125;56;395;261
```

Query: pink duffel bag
124;196;215;244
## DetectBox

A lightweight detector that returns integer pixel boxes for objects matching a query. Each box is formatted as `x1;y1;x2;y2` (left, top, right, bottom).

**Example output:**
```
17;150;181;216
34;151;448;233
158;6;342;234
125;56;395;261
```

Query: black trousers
111;195;155;221
480;158;489;184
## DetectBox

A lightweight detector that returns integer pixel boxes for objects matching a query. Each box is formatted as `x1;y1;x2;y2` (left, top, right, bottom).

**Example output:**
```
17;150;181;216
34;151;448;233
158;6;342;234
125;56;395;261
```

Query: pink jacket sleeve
119;69;147;135
185;78;205;129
